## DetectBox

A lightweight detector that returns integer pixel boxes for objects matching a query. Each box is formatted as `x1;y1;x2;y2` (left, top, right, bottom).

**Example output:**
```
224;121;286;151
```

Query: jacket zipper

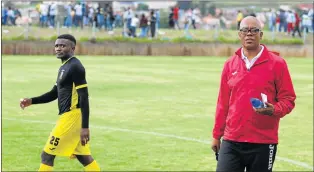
247;60;268;72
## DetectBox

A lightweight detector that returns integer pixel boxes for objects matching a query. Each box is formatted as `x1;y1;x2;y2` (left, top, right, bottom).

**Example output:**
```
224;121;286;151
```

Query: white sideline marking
3;117;313;170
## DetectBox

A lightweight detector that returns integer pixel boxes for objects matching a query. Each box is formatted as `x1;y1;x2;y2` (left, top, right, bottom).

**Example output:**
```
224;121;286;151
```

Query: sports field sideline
2;55;313;171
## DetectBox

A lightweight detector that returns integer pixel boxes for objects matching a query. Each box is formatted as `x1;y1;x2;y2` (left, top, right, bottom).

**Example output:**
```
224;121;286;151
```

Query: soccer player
19;34;100;171
211;16;296;172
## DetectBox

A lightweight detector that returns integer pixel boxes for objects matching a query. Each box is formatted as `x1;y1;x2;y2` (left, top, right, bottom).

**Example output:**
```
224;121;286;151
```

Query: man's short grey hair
239;16;262;29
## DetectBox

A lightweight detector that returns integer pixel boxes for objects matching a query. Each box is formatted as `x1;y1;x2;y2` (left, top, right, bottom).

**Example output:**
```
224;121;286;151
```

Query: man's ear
238;31;241;39
260;31;263;40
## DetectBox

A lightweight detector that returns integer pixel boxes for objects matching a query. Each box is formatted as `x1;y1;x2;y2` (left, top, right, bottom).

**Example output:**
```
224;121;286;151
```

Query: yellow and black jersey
56;57;87;115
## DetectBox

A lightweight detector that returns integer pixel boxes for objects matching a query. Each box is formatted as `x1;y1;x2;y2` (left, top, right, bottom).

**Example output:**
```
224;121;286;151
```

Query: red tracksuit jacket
213;45;296;144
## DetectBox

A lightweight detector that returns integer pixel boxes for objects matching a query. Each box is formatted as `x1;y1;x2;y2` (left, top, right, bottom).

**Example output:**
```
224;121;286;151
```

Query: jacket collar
235;44;270;65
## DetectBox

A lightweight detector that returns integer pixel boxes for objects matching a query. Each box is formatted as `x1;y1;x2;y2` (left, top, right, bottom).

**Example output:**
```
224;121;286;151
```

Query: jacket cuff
213;133;222;140
272;104;282;118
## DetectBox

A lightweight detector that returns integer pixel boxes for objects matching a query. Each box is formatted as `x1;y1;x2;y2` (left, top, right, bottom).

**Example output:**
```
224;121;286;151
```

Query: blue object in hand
250;98;263;108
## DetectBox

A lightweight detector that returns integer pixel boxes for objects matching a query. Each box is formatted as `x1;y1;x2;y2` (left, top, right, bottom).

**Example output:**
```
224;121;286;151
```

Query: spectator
275;11;280;32
8;7;16;26
139;14;148;38
308;9;314;32
286;10;295;35
123;7;129;36
292;10;302;38
173;5;180;29
49;2;57;28
169;8;175;28
88;5;94;27
191;8;197;29
155;9;160;32
108;6;115;31
40;3;49;27
64;3;72;28
115;12;122;27
184;9;192;34
130;14;139;37
301;11;311;33
278;9;286;32
267;9;276;32
96;9;105;30
150;10;157;38
237;10;243;30
74;2;83;29
284;10;289;32
104;12;109;30
2;7;8;25
71;7;75;25
127;7;133;32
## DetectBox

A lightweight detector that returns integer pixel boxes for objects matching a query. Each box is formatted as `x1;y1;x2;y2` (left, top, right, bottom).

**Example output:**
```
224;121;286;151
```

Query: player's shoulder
69;57;85;68
69;57;82;64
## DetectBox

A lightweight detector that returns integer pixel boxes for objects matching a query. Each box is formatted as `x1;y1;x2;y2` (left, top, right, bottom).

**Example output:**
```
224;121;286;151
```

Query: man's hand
254;102;274;116
80;128;90;146
211;138;221;153
20;98;32;109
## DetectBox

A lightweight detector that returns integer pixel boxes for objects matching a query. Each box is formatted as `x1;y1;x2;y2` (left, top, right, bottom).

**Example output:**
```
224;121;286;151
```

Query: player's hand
254;102;274;116
211;138;221;153
20;98;32;110
80;128;90;146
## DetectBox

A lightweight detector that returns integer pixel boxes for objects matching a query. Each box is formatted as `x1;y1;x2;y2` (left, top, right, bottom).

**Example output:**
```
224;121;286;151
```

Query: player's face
55;39;74;59
238;20;263;50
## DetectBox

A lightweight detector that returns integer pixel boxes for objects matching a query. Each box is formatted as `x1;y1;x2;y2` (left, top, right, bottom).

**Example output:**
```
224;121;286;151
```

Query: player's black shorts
216;139;277;172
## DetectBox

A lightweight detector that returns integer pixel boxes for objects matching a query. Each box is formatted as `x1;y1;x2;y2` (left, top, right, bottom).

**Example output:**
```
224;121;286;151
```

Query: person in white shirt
267;9;276;32
74;3;83;28
64;3;72;28
88;6;94;27
123;7;129;37
184;9;192;33
40;3;49;27
127;7;133;30
49;2;57;27
191;8;198;29
130;14;139;37
301;11;311;33
308;9;314;32
7;6;15;25
286;10;295;35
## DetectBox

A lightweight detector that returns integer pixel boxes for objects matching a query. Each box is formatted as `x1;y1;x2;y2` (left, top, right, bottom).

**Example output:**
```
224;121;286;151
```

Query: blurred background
2;0;313;43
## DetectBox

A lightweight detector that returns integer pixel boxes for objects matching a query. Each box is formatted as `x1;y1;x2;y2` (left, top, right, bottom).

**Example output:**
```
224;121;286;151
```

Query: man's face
238;22;263;50
54;39;74;59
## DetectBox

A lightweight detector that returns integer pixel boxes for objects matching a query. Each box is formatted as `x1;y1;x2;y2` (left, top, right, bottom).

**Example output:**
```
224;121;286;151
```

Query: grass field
2;55;313;171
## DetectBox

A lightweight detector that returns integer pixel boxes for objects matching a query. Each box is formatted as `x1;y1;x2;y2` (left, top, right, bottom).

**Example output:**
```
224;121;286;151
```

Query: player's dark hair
57;34;76;45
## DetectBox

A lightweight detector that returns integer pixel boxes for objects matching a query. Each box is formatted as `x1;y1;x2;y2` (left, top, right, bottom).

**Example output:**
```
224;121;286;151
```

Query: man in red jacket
173;5;180;29
211;16;296;172
292;11;302;38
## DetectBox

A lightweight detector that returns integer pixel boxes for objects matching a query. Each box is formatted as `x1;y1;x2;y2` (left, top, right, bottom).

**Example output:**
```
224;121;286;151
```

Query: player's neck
61;56;72;63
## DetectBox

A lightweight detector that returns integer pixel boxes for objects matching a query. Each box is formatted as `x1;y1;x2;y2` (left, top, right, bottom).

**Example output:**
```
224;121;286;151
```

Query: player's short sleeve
72;63;87;90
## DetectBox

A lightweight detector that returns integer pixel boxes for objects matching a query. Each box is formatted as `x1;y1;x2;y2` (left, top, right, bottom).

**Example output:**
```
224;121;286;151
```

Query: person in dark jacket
150;10;156;38
292;11;302;38
211;16;296;172
139;14;148;37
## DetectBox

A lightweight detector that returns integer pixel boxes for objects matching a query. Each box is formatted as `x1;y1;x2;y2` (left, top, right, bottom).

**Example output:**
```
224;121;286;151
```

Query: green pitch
2;55;313;171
